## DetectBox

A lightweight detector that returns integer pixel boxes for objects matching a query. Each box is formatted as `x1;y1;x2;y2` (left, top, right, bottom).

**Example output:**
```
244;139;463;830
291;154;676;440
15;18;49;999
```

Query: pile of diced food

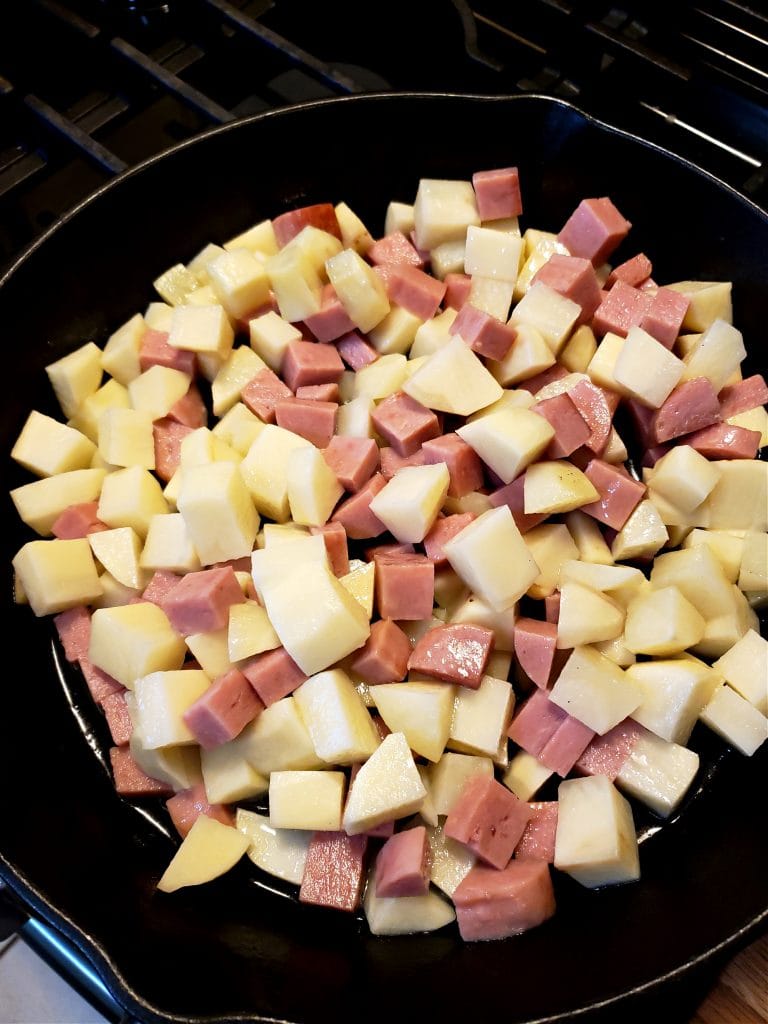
10;165;768;942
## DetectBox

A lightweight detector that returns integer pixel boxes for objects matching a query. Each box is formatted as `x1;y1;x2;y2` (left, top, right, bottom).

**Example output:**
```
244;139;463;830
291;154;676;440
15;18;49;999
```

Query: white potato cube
12;539;102;616
176;460;258;566
236;809;310;885
425;821;476;897
625;585;705;656
524;523;579;599
368;305;423;355
464;225;523;281
616;730;700;817
713;630;768;714
140;513;201;574
681;529;744;583
101;312;145;385
369;463;449;543
269;771;346;831
364;866;456;936
666;280;732;331
167;304;234;358
224;219;278;257
413;178;479;250
238;698;324;774
342;732;426;834
12;411;96;478
430;239;466;280
523;460;599;515
559;559;644;595
339;560;375;619
144;301;174;331
46;342;103;419
353;356;407;403
240;424;312;522
265;246;323;323
626;658;716;744
88;527;146;590
154;263;198;306
11;468;106;536
211;346;266;417
207;247;270;320
98;466;168;538
250;534;327;599
133;670;210;748
448;675;514;758
92;570;141;609
157;815;249;893
560;324;598;373
700;683;768;756
585;332;634;397
385;201;415;237
611;499;669;562
651;544;734;621
128;365;191;422
564;509;614;564
550;646;643;734
212;402;264;455
326;248;390;332
427;752;494;815
457;407;553;485
369;682;455;763
97;408;155;469
501;751;553;804
293;669;380;765
334;201;374;254
68;379;130;442
468;276;515;321
739;531;768;594
647;445;720;515
228;601;280;662
556;581;625;648
509;281;580;354
403;334;502;416
706;461;768;532
198;732;269;804
491;323;556;386
613;326;684;408
410;307;457;359
184;628;231;680
89;603;186;688
682;319;745;392
248;311;302;372
287;446;344;527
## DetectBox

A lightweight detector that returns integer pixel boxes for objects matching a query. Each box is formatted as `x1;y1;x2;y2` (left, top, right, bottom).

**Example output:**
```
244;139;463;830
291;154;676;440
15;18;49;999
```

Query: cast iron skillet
0;94;766;1024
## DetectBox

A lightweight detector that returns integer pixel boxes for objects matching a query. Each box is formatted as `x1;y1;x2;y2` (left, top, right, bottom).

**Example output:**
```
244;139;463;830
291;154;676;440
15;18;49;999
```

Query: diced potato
649;446;720;514
342;732;426;834
682;319;746;392
468;275;515;321
564;510;614;565
157;815;250;893
140;513;201;574
430;239;466;280
212;402;264;455
404;335;502;416
167;304;234;360
287;446;344;527
739;531;768;594
691;584;758;659
611;499;669;562
559;559;644;595
413;178;479;250
705;461;768;532
251;534;327;598
11;468;106;536
68;379;130;443
626;658;716;744
508;281;580;355
364;865;456;936
101;313;145;385
269;770;346;831
427;751;494;815
12;538;102;617
46;342;103;419
524;523;579;599
184;628;231;680
351;357;406;405
238;698;324;774
368;305;423;356
128;365;191;422
592;636;636;668
97;408;155;470
154;263;198;306
410;308;457;359
502;750;553;801
523;460;599;515
335;201;374;254
727;405;768;447
586;333;633;397
699;683;768;756
224;219;278;257
611;326;684;408
616;731;700;817
201;738;269;805
370;682;455;762
550;645;642;734
236;808;311;885
681;529;744;583
339;559;376;619
425;821;476;897
326;248;390;332
240;424;313;523
624;585;705;656
385;201;415;237
12;411;96;478
560;324;598;373
556;581;625;648
293;669;380;765
89;602;186;688
248;311;302;373
207;248;270;320
448;675;514;758
458;408;554;485
666;280;732;331
211;346;266;417
651;544;734;621
464;225;523;282
88;526;146;590
492;323;555;386
98;465;168;539
228;601;280;662
369;463;449;543
713;630;768;714
133;670;210;749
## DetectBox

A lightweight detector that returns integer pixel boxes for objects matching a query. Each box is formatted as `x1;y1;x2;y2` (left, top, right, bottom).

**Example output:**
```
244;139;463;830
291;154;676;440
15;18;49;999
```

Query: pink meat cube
183;667;264;749
374;552;435;620
334;330;379;370
538;715;596;777
534;392;591;459
421;433;484;498
241;646;307;706
166;783;235;839
152;418;193;482
167;384;206;429
488;474;548;534
581;459;646;530
514;617;558;689
625;397;657;448
606;253;652;289
557;197;631;266
81;658;124;705
576;718;643;780
275;397;337;448
302;284;355;342
139;328;196;376
366;820;396;839
423;513;475;566
386;265;446;320
322;435;379;492
372;392;441;457
532;254;602;325
110;747;173;797
51;501;108;539
686;422;761;460
449;304;516;361
101;691;132;746
507;688;568;757
545;592;561;624
445;774;530;869
643;444;671;469
272;203;341;247
639;287;690;349
568;378;619;455
719;374;768;418
331;473;387;540
592;280;653;338
364;542;415;562
652;377;721;443
368;232;423;269
379;446;426;480
472;167;523;220
375;826;430;897
54;605;91;663
299;832;368;912
443;272;473;311
142;570;183;605
295;382;340;402
454;860;556;940
516;363;570;396
408;623;494;689
281;340;345;392
159;566;245;636
241;367;293;423
350;618;412;684
514;802;559;862
309;522;349;577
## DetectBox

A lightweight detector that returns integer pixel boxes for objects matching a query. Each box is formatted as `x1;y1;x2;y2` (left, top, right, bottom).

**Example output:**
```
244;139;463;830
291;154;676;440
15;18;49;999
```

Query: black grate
1;0;767;270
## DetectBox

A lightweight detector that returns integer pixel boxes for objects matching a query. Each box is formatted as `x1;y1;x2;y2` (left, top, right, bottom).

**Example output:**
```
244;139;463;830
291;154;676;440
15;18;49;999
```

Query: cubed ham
534;393;591;458
652;377;721;444
241;367;293;423
281;340;345;392
592;280;653;337
241;646;308;706
159;565;246;636
140;328;196;376
309;522;349;577
488;474;548;534
516;363;570;396
639;287;690;349
718;374;768;419
299;832;368;912
152;418;194;482
581;459;646;530
575;718;643;780
183;667;264;749
368;232;424;268
686;422;761;460
302;284;355;342
507;688;568;757
379;446;426;480
331;472;387;540
350;618;412;684
322;435;379;492
51;501;108;539
642;444;670;469
453;860;556;940
81;659;124;705
374;551;435;620
110;747;173;797
372;392;441;457
364;542;415;562
449;304;516;361
275;397;337;448
538;715;595;777
295;383;340;402
445;774;530;869
568;378;620;455
423;513;475;566
167;384;207;429
545;592;561;624
514;617;558;689
532;254;602;325
408;622;494;689
557;197;631;266
142;570;183;605
472;167;523;220
54;605;91;663
443;272;473;310
514;802;558;862
101;691;132;746
606;253;652;289
386;264;446;320
272;203;342;247
334;330;379;370
421;434;484;498
375;826;430;897
166;782;235;839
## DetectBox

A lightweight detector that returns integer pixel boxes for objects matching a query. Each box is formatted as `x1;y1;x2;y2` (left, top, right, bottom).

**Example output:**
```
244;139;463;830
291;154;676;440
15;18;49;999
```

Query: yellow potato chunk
12;539;102;616
666;280;732;331
268;771;346;831
413;178;479;250
11;468;106;536
97;408;155;469
550;646;643;734
448;675;514;758
167;304;234;358
342;732;426;835
613;326;684;408
555;775;639;888
523;460;599;515
326;248;390;332
101;312;145;385
624;585;705;656
404;335;502;416
427;752;494;815
339;559;375;620
293;669;380;765
68;379;130;442
178;460;259;565
140;513;201;574
509;280;580;354
207;247;270;320
89;602;186;688
238;698;324;774
12;411;96;478
98;465;168;539
502;750;553;801
228;601;280;662
133;670;211;749
157;815;250;893
239;424;312;522
370;682;455;763
368;463;449;543
556;581;625;648
524;523;580;599
700;683;767;756
458;408;554;485
88;527;146;590
46;342;103;419
287;446;344;527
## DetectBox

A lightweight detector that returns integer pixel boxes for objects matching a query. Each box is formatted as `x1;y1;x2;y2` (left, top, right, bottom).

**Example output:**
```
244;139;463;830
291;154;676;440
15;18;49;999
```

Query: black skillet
0;93;766;1024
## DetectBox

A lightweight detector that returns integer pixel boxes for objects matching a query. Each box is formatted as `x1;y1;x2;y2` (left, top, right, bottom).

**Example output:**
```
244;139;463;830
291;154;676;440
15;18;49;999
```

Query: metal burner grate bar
24;94;127;174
